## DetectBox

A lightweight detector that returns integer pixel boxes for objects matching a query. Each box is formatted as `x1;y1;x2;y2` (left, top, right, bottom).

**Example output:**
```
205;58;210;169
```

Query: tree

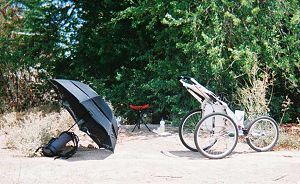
1;0;299;123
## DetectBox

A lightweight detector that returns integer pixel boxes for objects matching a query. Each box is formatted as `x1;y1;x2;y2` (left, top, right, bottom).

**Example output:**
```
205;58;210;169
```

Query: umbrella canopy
50;79;118;152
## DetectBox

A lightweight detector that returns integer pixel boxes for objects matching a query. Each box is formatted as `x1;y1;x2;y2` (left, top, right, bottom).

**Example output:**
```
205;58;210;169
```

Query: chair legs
132;112;151;132
131;121;140;132
142;119;151;131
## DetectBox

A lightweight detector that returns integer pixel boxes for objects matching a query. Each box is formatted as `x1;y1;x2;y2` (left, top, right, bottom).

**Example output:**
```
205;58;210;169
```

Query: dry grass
277;132;300;150
233;64;300;150
276;124;300;150
0;108;73;156
235;64;273;121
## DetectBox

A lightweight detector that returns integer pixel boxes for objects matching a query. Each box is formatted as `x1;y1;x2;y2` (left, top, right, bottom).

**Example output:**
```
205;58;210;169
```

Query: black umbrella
50;79;118;152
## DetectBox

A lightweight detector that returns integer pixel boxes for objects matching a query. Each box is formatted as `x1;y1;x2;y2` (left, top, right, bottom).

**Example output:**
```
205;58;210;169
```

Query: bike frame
179;77;245;129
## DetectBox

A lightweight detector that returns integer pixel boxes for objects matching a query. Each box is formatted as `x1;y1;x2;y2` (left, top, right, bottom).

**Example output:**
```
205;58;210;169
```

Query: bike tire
194;112;238;159
179;109;202;152
246;116;279;152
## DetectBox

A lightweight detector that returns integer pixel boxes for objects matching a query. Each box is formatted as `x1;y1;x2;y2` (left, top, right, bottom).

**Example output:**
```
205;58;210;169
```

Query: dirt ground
1;124;300;184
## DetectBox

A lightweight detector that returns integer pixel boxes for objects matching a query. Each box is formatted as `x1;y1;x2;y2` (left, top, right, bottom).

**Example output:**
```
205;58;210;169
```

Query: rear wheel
194;113;238;159
179;109;202;152
246;116;279;152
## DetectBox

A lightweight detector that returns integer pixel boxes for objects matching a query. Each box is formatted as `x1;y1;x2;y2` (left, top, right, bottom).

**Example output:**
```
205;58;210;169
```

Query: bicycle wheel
194;113;238;159
179;109;202;152
246;116;279;152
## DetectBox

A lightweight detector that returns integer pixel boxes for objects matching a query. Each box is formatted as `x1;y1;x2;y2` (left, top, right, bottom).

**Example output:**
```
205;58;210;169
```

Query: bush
277;124;300;150
235;64;273;120
0;64;55;113
89;0;300;123
1;0;299;124
1;108;73;156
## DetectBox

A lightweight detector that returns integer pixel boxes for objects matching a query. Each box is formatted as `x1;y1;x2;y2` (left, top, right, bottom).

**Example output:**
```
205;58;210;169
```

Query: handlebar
179;76;223;104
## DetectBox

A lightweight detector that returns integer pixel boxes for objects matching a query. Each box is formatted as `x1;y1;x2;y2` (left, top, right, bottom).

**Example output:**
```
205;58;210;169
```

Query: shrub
277;124;300;150
235;64;274;121
1;108;73;156
0;64;55;113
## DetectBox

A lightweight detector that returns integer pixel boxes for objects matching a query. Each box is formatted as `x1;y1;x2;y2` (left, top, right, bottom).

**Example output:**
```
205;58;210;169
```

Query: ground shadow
232;150;257;155
161;150;206;160
165;149;257;160
66;147;113;162
119;124;178;139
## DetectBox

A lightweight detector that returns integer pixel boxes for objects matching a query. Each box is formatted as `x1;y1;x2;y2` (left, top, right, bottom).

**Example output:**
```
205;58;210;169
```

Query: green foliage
0;0;76;111
0;0;299;124
97;0;300;123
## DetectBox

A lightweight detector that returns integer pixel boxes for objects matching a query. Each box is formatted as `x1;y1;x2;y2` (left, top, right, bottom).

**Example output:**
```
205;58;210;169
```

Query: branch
0;0;13;18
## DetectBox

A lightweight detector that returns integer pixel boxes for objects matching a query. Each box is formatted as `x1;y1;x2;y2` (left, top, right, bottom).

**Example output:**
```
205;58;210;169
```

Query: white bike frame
179;77;245;129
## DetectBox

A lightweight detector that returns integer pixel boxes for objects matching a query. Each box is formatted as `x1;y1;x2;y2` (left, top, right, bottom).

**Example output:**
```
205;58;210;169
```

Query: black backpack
36;131;79;159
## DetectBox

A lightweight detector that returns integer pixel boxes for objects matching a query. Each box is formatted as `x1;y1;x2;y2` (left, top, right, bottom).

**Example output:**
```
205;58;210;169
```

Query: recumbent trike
178;76;279;159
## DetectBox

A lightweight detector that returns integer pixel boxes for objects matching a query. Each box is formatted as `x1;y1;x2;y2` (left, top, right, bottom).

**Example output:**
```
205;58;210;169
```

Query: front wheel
194;113;238;159
246;116;279;152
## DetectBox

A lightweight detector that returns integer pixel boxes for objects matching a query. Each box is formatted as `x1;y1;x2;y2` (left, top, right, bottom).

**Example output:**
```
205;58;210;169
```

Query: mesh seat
129;103;151;132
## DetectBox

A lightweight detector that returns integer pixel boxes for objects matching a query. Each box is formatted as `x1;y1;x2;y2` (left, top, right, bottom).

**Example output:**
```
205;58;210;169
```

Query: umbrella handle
66;122;77;132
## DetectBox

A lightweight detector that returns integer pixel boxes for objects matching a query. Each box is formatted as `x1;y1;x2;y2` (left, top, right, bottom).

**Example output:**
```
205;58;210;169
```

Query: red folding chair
129;103;151;132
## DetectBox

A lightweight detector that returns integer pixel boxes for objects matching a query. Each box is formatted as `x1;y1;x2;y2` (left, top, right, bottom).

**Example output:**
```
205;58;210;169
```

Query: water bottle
160;118;165;134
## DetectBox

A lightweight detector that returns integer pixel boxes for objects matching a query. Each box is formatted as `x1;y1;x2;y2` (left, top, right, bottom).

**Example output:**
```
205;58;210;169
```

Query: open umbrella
50;79;118;152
